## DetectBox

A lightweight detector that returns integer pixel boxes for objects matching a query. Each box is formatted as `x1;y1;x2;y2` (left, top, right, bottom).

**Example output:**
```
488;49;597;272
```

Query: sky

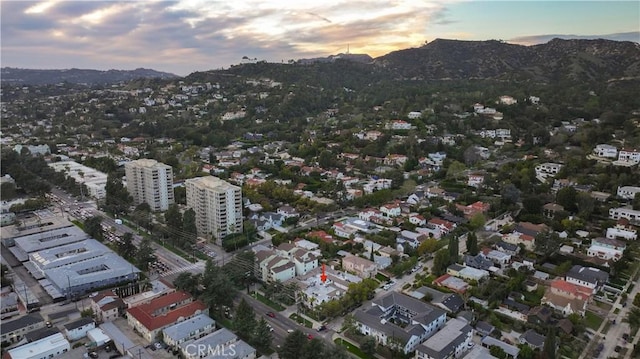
1;0;639;76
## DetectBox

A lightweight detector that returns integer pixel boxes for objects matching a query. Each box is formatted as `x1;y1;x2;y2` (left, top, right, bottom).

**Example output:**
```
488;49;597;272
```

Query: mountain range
3;38;639;86
0;67;178;86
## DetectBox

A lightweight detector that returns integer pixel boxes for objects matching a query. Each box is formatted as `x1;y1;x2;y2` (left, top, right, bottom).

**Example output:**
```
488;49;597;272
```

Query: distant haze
1;0;638;75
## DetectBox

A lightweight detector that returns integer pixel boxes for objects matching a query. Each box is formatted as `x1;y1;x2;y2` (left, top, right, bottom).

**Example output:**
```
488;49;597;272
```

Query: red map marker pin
320;263;327;283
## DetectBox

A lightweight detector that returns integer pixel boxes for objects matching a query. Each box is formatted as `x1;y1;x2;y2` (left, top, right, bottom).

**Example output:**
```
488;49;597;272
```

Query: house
495;241;520;256
617;186;640;200
63;317;95;341
396;230;427;249
587;237;626;261
1;292;19;320
482;248;511;266
502;232;535;251
126;291;208;342
609;207;640;222
179;328;256;359
543;203;565;219
414;318;474;359
464;254;493;271
276;205;299;219
4;332;70;359
428;218;456;234
387;120;413;130
354;292;447;354
618;148;640;163
606;222;637;240
519;329;546;350
455;201;490;219
566;265;609;290
467;173;485;188
432;293;464;314
162;313;216;350
593;144;618;158
380;203;402;218
480;336;519;358
527;306;553;326
448;264;489;282
90;290;125;322
535;163;563;182
474;321;495;337
433;274;470;293
408;111;423;119
542;279;592;316
409;214;427;227
342;255;377;279
0;313;45;344
499;95;518;105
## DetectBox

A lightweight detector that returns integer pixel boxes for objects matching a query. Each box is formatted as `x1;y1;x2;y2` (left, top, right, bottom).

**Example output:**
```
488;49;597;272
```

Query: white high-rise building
125;159;174;212
185;176;243;241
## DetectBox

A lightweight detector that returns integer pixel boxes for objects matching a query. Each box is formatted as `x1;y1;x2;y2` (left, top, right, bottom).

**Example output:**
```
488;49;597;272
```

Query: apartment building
125;159;174;212
185;176;243;242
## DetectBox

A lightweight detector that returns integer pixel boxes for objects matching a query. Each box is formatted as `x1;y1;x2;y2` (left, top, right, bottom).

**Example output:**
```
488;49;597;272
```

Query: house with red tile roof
542;278;593;316
428;218;456;234
307;230;335;244
455;201;491;219
126;291;208;342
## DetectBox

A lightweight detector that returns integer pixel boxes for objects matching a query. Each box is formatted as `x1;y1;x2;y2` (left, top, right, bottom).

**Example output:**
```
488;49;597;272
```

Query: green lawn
334;338;368;358
289;313;313;328
254;293;285;311
585;311;604;330
375;273;389;282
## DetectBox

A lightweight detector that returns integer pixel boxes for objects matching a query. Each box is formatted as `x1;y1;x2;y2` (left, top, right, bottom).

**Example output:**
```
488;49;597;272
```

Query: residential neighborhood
1;43;640;359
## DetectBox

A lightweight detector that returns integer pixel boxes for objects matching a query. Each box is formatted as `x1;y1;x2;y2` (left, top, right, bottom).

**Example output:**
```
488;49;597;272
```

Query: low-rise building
534;162;563;182
609;207;640;222
593;144;618;158
290;266;362;308
587;237;626;262
618;186;640;200
354;292;447;354
414;318;474;359
126;291;208;342
542;278;592;316
0;313;45;344
162;314;216;350
519;329;546;350
4;332;70;359
63;317;95;341
342;254;377;279
90;290;125;322
180;328;256;359
565;265;609;291
606;222;637;240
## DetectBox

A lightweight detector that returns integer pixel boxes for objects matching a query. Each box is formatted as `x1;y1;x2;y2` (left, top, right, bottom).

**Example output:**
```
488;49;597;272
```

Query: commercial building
185;176;243;242
4;332;70;359
125;159;175;212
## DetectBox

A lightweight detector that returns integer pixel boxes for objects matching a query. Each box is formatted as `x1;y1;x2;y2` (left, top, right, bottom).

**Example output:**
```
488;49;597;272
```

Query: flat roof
7;332;69;358
417;318;472;359
11;226;88;254
46;252;140;292
1;216;75;242
30;239;110;270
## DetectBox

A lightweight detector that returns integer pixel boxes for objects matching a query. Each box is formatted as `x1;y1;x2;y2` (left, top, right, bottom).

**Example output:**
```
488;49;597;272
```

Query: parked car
317;325;327;332
266;312;276;318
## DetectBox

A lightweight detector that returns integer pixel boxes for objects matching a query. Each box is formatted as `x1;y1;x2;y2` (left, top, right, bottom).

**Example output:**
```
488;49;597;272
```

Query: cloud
0;0;461;75
508;32;640;45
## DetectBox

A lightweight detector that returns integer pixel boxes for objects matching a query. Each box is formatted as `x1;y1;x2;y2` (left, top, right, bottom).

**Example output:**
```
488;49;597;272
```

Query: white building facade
186;176;243;241
125;159;175;212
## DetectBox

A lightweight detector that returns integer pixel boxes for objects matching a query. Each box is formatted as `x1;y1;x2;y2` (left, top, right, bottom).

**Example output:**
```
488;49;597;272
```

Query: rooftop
163;313;215;342
416;318;472;359
6;333;69;359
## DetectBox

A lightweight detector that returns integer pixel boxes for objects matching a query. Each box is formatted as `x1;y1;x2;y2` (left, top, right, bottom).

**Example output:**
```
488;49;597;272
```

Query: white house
414;318;474;359
408;111;423;119
499;96;518;105
618;148;640;163
387;120;413;130
617;186;640;200
606;223;637;240
535;163;563;182
467;173;485;188
593;144;618;159
587;237;626;262
63;318;95;341
380;203;401;218
609;207;640;222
